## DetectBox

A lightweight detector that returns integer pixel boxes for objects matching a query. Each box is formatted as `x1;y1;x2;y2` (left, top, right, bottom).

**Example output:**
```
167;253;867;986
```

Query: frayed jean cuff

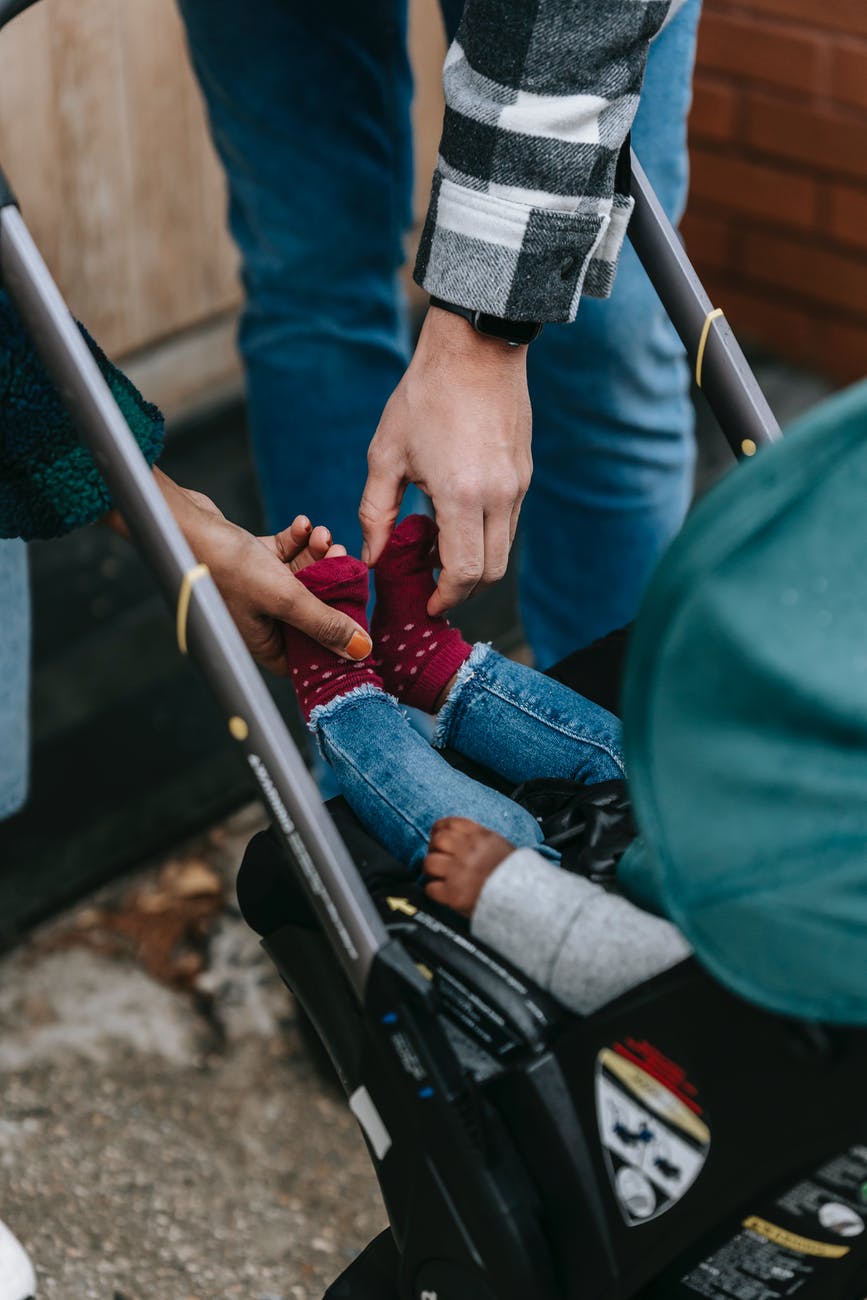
433;641;492;750
308;682;400;761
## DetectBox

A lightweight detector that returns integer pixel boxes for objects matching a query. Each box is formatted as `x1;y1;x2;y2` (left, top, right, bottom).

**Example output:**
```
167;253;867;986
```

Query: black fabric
237;804;411;938
545;623;631;715
455;0;540;86
511;777;636;887
457;0;668;100
236;827;318;935
506;209;605;319
439;108;500;184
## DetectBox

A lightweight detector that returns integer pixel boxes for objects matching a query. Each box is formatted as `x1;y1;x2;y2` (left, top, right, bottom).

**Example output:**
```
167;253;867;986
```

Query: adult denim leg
522;0;703;667
311;686;549;871
436;645;624;787
177;0;414;551
0;540;30;820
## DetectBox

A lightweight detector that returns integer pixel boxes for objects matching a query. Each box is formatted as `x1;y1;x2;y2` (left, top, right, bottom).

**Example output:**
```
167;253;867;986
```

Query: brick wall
683;0;867;382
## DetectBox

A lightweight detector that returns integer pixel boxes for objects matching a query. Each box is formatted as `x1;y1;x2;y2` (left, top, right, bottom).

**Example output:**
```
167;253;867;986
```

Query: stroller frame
10;5;864;1298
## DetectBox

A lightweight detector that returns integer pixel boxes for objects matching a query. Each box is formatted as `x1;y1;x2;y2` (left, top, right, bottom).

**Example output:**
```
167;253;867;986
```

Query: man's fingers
508;496;523;549
358;448;406;566
427;504;485;616
276;573;372;660
430;502;517;613
481;509;512;588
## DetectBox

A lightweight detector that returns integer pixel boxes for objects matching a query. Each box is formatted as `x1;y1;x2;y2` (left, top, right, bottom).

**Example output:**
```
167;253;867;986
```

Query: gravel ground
0;805;384;1299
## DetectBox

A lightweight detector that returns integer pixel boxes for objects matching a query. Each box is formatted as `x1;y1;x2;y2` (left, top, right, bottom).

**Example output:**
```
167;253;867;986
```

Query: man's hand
422;816;515;917
360;306;532;615
110;472;372;674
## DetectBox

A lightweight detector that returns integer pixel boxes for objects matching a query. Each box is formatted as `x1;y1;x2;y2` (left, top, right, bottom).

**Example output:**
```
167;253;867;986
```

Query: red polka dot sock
283;556;382;723
371;514;472;713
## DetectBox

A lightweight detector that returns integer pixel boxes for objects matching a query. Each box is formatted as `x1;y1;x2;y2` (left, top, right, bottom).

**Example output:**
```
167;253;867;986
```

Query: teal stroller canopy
623;379;867;1024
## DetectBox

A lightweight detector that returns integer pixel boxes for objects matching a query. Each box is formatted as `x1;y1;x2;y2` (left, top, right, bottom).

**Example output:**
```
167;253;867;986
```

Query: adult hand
109;471;372;675
360;306;532;615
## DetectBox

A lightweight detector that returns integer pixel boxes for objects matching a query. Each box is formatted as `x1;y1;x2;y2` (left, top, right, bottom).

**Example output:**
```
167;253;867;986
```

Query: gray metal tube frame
0;203;389;1002
629;151;782;453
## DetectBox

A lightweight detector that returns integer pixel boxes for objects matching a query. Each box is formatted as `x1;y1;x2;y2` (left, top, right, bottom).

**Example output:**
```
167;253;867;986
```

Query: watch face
474;312;542;345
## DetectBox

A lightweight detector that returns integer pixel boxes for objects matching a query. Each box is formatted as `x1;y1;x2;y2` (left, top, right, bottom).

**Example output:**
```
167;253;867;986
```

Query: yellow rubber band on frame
695;306;724;389
176;563;210;654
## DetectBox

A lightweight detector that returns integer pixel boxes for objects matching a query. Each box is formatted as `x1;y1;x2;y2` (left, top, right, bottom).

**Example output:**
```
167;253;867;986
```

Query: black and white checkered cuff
414;173;631;322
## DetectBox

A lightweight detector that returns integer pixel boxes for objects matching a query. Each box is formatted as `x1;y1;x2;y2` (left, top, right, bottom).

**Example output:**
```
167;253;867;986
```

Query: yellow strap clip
176;562;210;655
695;306;724;389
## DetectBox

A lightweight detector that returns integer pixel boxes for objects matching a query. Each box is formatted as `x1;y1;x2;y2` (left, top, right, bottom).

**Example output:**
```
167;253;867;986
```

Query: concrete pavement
0;805;383;1299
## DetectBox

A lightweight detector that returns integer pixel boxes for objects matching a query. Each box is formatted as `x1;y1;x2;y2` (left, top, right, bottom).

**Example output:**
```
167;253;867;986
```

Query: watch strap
429;296;475;327
429;296;542;345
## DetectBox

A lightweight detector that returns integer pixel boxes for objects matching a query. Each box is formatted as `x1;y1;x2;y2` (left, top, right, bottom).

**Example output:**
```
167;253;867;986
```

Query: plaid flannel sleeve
414;0;679;323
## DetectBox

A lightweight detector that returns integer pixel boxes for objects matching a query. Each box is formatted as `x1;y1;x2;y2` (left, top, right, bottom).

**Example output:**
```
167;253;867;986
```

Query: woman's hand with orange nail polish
144;473;371;675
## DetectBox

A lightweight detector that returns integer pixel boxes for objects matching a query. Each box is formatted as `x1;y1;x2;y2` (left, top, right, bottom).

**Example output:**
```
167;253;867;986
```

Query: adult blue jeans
310;643;624;870
0;539;29;819
178;0;701;666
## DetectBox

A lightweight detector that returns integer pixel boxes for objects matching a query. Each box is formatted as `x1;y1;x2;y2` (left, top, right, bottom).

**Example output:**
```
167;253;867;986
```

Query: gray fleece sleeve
471;848;692;1015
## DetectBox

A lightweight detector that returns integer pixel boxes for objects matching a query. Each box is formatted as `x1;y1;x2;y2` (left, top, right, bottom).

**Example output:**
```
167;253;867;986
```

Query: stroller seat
238;804;867;1300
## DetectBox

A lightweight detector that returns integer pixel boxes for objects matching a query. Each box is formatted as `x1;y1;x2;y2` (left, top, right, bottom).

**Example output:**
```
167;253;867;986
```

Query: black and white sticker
596;1042;710;1226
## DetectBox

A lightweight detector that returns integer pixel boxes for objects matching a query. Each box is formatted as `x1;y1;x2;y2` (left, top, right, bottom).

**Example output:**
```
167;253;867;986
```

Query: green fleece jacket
0;288;163;540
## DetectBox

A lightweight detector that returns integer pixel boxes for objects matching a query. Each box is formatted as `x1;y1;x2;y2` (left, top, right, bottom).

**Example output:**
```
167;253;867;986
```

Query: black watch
429;295;543;346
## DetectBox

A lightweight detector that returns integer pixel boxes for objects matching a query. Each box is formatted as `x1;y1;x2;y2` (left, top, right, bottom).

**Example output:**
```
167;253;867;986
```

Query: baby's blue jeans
309;644;624;871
